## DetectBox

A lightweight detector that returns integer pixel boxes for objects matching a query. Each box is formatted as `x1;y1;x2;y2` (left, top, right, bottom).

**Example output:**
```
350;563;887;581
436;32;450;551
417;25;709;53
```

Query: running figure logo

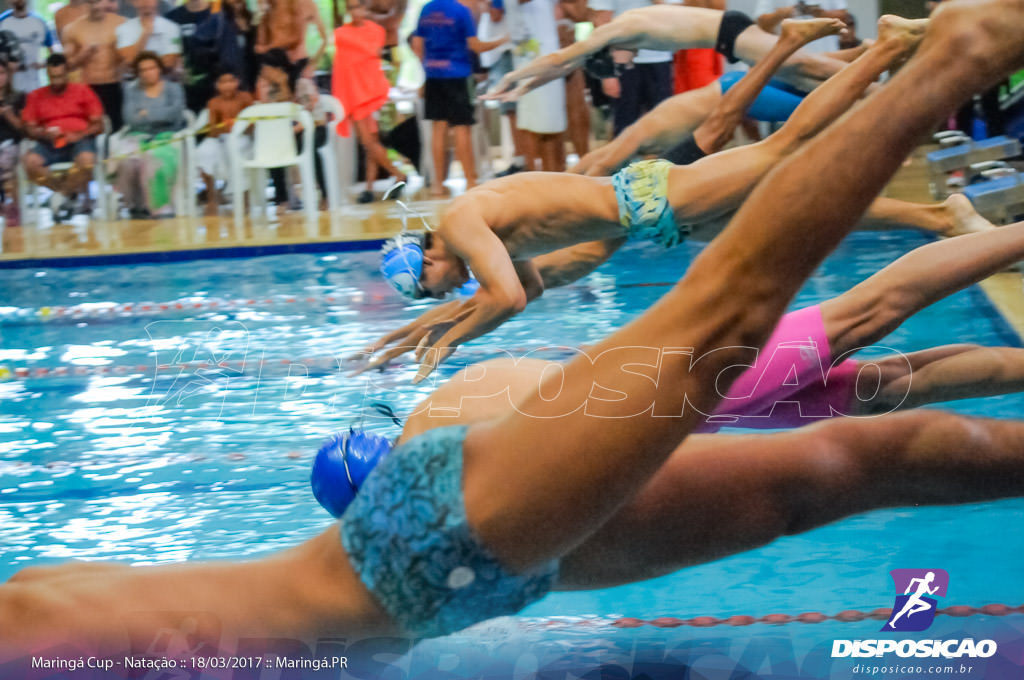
882;569;949;632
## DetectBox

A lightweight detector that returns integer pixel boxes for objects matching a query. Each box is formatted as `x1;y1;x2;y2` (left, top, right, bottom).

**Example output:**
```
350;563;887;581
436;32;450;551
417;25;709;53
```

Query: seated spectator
196;69;253;215
63;0;126;130
113;51;186;219
115;0;182;72
0;55;24;225
21;54;103;223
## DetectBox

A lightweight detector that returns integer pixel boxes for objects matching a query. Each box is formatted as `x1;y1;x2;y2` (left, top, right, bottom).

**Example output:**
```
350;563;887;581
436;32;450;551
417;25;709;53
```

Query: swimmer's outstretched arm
487;6;725;100
574;17;842;176
459;4;1024;572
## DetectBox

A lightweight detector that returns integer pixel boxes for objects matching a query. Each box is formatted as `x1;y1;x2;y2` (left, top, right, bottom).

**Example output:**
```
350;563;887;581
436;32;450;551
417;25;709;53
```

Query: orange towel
331;21;390;137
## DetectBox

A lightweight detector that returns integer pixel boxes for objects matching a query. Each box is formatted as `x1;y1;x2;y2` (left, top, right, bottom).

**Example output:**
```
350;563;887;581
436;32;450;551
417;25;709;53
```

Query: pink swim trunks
696;305;860;432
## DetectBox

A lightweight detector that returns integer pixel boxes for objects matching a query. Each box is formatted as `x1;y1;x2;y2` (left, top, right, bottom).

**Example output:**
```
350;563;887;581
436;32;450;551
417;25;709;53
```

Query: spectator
165;0;222;112
673;0;723;95
220;0;257;91
331;0;406;203
365;0;407;63
196;69;252;215
113;51;186;218
115;0;181;71
54;0;87;41
63;0;126;129
255;0;328;78
0;55;24;225
515;0;565;171
116;0;170;17
0;0;54;94
21;53;103;222
755;1;850;53
589;0;672;136
411;0;505;195
0;28;23;70
479;0;527;176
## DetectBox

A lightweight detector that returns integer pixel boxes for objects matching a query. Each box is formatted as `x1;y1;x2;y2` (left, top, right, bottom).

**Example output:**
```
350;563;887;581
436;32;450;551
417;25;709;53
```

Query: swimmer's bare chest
483;175;624;259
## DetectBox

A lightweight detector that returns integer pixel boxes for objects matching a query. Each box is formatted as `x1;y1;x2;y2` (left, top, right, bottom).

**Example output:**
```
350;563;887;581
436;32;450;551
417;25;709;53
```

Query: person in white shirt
115;0;181;71
0;0;53;93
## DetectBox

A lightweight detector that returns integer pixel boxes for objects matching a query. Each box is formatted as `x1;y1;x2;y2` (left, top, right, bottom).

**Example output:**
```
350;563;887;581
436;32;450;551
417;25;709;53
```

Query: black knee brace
715;10;756;64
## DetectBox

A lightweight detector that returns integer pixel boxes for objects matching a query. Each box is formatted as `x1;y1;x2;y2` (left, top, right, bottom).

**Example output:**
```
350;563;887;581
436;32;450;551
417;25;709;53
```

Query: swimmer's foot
779;17;845;47
876;15;929;52
944;193;995;236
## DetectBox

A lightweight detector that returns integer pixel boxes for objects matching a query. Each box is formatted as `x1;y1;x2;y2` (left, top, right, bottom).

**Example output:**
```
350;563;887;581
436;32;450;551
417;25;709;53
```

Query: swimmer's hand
482;52;570;102
412;290;524;384
348;300;464;376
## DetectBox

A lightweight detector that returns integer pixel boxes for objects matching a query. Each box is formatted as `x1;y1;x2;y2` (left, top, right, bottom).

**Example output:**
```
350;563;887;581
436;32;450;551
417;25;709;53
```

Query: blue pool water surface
1;230;1023;662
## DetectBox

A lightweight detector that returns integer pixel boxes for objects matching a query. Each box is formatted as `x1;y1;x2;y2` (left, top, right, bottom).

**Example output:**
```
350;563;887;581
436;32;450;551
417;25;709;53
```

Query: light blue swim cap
311;428;393;517
380;231;428;299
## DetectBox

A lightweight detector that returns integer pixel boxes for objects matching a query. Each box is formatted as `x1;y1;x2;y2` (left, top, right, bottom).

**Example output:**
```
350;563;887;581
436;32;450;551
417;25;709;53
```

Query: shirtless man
365;17;991;382
54;0;87;42
255;0;329;78
487;5;851;101
2;0;1023;660
63;0;125;129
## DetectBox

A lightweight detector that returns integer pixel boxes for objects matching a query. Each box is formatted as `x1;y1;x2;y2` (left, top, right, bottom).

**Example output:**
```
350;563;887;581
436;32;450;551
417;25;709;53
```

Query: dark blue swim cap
310;428;393;517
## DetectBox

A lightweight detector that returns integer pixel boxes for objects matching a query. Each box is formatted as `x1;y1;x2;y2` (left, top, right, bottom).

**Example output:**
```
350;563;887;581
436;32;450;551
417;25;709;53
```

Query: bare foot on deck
944;192;995;236
779;17;845;46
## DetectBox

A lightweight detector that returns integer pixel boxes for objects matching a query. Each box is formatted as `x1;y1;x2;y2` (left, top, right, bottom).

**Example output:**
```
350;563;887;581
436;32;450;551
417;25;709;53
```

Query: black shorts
661;134;708;166
90;82;124;131
424;77;475;126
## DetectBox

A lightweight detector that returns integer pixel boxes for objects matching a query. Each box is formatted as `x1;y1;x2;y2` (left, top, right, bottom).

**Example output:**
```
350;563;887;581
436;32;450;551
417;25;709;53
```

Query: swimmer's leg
693;18;844;156
668;21;922;223
463;1;1024;572
557;410;1024;588
821;219;1024;359
733;21;851;90
860;193;993;237
851;345;1024;415
574;81;723;175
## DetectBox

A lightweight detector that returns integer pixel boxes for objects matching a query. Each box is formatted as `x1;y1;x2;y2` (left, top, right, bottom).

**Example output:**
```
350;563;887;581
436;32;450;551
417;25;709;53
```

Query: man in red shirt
21;53;103;221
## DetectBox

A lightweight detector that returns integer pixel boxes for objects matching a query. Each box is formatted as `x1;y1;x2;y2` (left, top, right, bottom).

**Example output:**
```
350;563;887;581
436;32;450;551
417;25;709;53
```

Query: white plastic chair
316;94;346;211
229;102;316;231
184;107;208;210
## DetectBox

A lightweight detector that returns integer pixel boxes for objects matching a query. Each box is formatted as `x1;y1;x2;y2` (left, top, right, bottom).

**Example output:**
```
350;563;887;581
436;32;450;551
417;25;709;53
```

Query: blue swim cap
454;276;480;298
380;232;428;299
310;428;393;517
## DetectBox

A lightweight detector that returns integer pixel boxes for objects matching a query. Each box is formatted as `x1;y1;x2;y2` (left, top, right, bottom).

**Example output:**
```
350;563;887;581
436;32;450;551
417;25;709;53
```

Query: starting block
927;135;1022;199
962;172;1024;224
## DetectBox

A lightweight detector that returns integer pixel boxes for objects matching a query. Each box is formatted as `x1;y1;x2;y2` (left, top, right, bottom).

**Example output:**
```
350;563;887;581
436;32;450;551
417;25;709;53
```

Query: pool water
1;230;1023;671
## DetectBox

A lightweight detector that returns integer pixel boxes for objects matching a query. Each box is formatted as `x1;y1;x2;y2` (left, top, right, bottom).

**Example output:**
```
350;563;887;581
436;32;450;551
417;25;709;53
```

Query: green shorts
612;159;688;248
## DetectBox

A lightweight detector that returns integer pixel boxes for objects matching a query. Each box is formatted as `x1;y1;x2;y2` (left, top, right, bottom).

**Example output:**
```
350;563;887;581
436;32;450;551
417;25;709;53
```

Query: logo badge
882;568;949;632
